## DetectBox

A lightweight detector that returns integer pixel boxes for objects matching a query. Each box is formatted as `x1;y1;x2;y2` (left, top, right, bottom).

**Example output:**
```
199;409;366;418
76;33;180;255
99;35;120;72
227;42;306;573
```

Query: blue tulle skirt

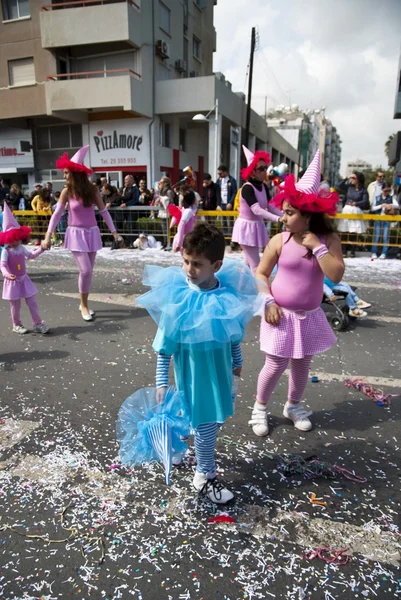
136;260;258;349
116;386;190;483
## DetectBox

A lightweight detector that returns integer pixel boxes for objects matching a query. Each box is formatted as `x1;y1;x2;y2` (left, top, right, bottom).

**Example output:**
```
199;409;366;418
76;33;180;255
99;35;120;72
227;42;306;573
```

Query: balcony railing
41;0;140;10
46;68;141;81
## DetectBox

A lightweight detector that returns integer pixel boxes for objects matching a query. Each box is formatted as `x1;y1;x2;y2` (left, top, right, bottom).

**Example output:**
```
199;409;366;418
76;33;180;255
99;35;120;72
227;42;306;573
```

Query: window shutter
9;57;35;87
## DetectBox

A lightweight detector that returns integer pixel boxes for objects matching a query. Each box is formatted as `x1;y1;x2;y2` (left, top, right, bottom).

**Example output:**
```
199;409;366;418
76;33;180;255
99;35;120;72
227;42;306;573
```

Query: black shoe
350;251;356;258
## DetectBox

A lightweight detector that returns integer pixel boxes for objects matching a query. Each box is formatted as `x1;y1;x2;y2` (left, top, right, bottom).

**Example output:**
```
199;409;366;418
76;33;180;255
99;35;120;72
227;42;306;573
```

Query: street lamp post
192;98;220;178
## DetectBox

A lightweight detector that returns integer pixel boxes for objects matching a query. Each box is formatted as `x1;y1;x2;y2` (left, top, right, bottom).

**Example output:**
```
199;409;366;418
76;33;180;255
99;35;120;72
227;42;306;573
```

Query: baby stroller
321;286;358;332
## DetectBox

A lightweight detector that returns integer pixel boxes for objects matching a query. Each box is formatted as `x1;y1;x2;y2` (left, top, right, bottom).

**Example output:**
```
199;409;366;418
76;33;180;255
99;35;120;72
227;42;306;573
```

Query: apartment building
0;0;293;192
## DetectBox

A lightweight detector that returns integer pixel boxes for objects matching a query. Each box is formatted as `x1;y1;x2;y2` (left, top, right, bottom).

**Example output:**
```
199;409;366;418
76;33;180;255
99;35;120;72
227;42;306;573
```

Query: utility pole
245;27;256;149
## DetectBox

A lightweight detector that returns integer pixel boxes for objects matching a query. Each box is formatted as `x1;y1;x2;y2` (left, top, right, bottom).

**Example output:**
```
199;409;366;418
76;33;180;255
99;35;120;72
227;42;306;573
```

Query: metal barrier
10;209;401;252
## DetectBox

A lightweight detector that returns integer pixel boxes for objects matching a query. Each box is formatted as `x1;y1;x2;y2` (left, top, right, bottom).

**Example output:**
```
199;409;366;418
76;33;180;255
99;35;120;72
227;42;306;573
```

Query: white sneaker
348;308;368;318
33;322;50;334
13;324;28;334
379;254;386;260
371;253;377;259
356;299;372;309
193;472;234;504
283;402;313;431
248;402;269;436
79;305;95;316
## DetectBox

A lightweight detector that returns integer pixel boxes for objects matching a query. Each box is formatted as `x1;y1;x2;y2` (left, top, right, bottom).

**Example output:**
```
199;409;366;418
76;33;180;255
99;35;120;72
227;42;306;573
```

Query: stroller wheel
330;313;349;331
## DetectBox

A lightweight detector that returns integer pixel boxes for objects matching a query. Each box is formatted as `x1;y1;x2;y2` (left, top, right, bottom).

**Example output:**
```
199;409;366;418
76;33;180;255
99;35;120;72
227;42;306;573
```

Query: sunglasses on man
255;166;268;172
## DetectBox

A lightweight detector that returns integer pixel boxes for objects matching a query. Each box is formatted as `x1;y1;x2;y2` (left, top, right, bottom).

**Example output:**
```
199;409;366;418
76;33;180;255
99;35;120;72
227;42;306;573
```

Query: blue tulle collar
186;277;220;293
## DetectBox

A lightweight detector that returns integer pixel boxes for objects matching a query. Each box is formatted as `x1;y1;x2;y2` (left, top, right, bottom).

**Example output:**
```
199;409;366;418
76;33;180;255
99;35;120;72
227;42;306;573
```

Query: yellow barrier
9;209;401;250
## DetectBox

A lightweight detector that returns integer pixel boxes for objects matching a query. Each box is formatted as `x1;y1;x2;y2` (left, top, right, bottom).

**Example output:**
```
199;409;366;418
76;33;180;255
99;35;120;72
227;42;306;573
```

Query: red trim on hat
270;174;339;216
56;153;92;175
241;151;271;181
0;226;31;246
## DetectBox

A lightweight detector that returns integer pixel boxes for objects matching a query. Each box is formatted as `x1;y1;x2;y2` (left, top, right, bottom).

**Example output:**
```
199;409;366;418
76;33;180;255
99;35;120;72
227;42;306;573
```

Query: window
193;36;201;61
179;129;186;152
194;0;207;8
159;121;170;148
36;124;83;151
159;1;170;34
2;0;30;20
8;57;35;87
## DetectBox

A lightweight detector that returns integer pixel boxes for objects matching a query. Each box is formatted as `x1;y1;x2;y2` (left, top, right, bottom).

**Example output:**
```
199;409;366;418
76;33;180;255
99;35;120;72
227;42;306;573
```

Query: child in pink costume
232;145;282;274
0;203;49;334
173;190;197;253
249;150;344;436
42;146;119;321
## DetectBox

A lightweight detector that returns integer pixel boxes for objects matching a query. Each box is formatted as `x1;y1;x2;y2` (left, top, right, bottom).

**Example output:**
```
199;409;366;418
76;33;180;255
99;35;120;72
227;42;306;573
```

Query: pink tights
257;353;312;404
241;245;260;274
71;251;97;294
10;295;42;326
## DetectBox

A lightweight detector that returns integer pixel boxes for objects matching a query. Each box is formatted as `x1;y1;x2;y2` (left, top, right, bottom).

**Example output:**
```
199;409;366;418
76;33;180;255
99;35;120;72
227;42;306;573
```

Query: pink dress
232;182;281;247
172;206;197;252
260;232;336;358
1;246;43;300
64;197;102;252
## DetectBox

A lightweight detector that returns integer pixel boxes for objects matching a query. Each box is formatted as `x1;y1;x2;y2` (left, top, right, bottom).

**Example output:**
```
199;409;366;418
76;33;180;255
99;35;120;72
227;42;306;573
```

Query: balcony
44;69;151;117
40;0;141;49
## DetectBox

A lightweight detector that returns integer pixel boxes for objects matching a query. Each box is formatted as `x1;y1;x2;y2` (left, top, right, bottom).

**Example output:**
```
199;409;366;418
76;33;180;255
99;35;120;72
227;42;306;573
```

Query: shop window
159;121;170;148
179;129;186;152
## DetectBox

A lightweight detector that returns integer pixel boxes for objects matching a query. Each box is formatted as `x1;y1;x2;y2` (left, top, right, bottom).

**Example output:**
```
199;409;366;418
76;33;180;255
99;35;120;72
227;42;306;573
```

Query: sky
213;0;401;175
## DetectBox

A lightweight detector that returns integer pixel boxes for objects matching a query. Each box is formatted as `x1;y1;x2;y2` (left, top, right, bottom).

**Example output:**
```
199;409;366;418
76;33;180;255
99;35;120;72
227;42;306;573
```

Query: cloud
213;0;401;173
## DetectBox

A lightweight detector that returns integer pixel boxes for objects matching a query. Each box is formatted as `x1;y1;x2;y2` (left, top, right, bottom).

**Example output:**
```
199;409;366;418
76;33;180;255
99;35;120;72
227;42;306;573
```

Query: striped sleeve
231;343;243;369
156;353;171;388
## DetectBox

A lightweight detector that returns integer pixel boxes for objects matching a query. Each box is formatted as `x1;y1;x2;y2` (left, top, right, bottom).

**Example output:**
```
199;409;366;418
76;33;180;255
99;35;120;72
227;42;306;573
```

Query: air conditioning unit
189;70;200;78
175;59;186;72
156;40;170;59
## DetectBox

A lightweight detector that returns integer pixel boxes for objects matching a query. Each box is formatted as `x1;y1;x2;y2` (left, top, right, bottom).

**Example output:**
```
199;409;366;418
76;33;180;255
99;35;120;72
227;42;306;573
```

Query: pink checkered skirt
260;307;336;359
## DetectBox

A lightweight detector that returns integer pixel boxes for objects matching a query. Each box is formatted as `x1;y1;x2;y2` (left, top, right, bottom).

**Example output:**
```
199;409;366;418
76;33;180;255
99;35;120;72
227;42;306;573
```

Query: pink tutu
64;226;102;252
260;307;336;359
2;274;38;301
232;217;268;247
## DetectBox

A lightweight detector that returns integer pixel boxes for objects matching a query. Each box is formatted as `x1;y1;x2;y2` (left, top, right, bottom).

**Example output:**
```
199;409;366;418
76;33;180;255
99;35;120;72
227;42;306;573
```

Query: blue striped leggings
194;422;219;476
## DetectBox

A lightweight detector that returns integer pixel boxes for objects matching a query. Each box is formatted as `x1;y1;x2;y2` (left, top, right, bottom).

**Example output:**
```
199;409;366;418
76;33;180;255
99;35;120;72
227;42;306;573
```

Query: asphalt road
0;249;400;600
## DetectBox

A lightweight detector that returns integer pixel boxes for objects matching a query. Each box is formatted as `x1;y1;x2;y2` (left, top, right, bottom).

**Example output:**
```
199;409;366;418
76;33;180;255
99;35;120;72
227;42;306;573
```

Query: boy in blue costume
137;223;258;504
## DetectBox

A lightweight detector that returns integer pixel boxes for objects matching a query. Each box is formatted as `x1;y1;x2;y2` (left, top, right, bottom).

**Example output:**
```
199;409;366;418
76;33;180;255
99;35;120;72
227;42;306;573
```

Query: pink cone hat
56;144;92;174
0;202;32;245
296;149;321;194
241;145;271;180
242;145;255;166
1;202;20;232
270;149;339;215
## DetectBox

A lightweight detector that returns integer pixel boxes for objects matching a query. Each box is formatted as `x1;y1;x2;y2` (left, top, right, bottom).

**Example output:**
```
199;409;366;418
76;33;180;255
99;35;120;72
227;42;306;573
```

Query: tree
385;133;397;159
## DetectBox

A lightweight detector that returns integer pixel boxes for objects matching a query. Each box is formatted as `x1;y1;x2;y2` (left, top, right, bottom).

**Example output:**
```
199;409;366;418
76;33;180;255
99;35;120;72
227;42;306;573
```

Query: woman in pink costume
0;203;49;334
42;146;119;321
172;189;197;253
231;145;282;274
249;150;344;436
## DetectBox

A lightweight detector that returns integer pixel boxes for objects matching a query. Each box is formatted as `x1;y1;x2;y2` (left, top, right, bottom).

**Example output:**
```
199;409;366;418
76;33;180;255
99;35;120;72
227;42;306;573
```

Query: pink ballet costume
172;206;197;252
1;245;44;326
47;145;116;295
232;182;282;272
232;146;282;274
257;231;336;404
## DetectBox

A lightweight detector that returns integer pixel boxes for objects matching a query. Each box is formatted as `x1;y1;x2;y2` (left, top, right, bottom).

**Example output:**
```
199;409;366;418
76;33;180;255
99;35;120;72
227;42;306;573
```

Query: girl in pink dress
232;145;282;274
0;203;49;334
42;146;119;321
172;190;198;253
249;150;344;436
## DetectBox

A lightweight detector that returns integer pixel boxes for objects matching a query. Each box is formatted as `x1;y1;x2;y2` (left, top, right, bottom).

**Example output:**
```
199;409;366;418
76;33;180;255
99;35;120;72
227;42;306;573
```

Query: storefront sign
0;128;33;172
89;119;150;168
